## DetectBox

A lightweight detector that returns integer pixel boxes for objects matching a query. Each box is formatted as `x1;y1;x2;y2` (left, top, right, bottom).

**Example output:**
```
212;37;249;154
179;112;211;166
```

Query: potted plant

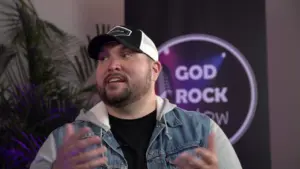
0;0;110;168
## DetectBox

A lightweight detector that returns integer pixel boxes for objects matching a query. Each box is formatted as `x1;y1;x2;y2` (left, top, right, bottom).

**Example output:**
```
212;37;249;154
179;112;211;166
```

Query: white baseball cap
88;25;159;61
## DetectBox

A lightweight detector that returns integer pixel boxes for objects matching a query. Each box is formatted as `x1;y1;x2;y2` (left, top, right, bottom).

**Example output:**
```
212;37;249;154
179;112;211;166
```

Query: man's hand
173;133;218;169
52;124;108;169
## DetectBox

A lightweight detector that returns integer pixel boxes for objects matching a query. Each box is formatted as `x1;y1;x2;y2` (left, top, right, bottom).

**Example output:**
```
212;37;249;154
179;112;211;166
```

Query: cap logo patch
107;26;132;36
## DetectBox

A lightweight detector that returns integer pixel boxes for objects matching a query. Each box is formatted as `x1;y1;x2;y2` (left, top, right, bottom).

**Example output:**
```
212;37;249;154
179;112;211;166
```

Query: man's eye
123;52;133;58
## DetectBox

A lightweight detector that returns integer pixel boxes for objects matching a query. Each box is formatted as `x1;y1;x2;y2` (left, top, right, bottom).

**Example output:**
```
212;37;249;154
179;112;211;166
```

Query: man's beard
98;70;152;108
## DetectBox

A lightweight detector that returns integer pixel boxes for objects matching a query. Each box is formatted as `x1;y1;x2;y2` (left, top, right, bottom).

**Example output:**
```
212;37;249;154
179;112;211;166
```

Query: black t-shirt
108;110;157;169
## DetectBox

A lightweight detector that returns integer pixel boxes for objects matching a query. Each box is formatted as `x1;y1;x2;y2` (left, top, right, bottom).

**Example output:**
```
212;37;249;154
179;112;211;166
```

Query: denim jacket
30;96;242;169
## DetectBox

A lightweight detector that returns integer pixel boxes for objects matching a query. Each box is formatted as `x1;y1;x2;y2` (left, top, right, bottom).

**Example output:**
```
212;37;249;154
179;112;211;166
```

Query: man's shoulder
172;107;212;121
169;107;213;129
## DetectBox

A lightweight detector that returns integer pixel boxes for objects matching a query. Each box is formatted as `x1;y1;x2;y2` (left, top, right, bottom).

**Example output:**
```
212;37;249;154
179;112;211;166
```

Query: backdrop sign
125;0;271;168
157;34;257;144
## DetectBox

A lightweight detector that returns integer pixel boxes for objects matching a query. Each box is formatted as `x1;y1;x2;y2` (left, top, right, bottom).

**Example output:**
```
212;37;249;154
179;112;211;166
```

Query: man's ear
151;61;162;81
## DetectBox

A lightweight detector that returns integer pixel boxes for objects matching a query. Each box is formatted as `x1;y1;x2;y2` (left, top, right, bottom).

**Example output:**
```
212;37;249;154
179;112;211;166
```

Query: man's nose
107;58;122;71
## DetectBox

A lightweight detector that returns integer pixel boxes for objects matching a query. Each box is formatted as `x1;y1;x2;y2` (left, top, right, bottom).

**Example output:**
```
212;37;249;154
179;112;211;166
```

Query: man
30;25;242;169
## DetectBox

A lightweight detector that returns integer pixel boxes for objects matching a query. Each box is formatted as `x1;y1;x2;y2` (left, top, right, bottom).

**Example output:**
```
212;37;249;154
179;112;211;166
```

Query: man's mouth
105;75;127;84
107;77;125;83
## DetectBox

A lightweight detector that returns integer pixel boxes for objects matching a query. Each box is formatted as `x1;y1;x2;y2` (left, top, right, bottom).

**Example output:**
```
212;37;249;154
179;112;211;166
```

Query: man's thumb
208;132;216;152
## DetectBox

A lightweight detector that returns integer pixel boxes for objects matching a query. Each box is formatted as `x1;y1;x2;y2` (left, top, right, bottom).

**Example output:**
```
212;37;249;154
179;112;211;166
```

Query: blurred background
0;0;299;169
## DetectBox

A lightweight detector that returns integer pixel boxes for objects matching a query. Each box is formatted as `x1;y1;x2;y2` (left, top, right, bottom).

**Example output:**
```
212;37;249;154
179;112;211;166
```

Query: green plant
0;0;110;168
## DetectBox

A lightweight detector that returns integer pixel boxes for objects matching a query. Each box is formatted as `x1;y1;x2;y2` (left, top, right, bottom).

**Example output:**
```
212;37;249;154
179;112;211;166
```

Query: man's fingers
64;123;75;143
71;146;107;164
65;127;92;145
187;155;208;169
173;152;189;166
65;136;102;156
75;156;108;169
195;148;218;165
207;132;216;152
173;152;208;169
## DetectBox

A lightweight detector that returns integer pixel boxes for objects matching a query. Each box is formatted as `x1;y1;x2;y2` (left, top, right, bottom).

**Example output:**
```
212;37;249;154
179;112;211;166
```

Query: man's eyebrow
121;46;139;53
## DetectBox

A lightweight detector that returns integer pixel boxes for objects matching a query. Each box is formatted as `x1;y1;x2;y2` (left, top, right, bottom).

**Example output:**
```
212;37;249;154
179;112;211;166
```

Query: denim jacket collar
75;96;178;131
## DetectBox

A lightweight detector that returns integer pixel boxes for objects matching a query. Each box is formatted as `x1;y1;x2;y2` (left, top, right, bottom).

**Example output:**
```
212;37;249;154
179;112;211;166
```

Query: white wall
31;0;124;41
266;0;300;169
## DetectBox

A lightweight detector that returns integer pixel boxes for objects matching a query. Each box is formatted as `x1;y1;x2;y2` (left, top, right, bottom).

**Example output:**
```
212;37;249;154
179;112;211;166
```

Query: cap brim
88;34;142;60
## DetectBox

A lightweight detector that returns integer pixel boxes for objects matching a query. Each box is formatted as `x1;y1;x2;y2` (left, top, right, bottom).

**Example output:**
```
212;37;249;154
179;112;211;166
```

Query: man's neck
106;92;157;120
